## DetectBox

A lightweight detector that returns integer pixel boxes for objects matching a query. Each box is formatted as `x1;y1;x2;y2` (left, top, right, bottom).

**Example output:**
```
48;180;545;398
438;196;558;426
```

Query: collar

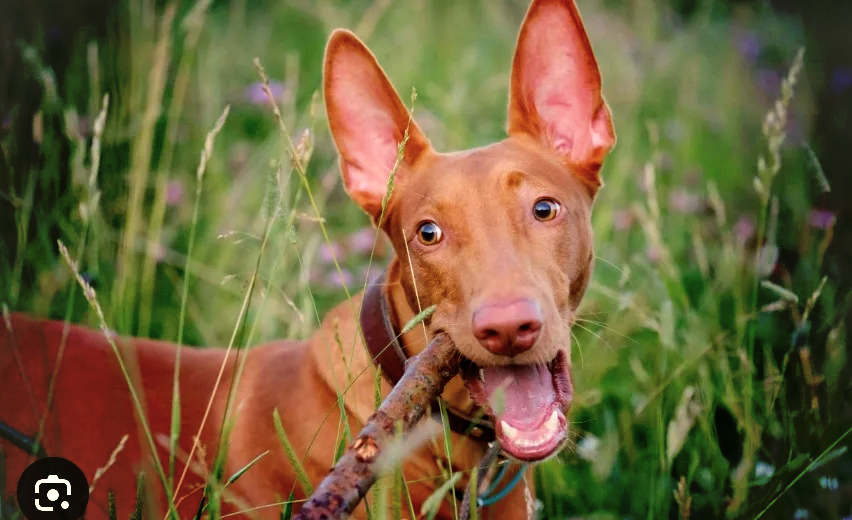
359;270;496;442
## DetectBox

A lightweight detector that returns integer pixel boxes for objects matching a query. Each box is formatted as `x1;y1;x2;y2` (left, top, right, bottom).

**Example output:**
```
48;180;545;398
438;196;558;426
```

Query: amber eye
533;199;560;221
417;221;443;245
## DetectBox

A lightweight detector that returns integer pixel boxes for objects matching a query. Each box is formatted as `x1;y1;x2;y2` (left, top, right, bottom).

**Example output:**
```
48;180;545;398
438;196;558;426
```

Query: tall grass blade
273;409;314;496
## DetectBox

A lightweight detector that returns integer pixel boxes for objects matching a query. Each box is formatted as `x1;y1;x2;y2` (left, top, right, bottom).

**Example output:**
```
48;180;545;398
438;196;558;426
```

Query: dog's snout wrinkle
471;298;543;357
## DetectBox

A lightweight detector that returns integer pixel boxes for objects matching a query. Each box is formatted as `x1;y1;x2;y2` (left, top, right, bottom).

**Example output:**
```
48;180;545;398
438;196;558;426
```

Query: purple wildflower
166;179;184;207
613;209;634;231
808;209;836;230
347;228;378;255
80;272;97;287
737;32;761;63
646;245;661;264
756;68;781;98
327;268;353;289
669;189;703;214
359;264;382;286
734;217;756;243
244;80;286;105
831;67;852;94
318;242;344;264
785;117;805;146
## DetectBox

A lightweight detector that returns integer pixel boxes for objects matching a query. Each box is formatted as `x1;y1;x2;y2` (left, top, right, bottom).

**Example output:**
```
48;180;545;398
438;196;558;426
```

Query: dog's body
1;291;478;520
1;0;615;518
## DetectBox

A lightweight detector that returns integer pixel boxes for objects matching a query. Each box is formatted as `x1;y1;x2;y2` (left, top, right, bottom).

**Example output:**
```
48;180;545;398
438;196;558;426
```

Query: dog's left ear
507;0;616;191
323;29;432;222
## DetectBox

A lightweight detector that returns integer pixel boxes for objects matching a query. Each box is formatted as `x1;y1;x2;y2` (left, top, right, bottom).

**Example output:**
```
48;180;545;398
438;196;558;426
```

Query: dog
1;0;615;518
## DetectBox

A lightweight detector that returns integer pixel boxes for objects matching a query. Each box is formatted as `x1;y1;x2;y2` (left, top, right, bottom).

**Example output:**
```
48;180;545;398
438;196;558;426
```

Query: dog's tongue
480;364;556;429
463;354;570;461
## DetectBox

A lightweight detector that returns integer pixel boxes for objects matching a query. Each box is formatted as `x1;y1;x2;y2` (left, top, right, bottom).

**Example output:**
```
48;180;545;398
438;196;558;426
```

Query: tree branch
294;332;459;519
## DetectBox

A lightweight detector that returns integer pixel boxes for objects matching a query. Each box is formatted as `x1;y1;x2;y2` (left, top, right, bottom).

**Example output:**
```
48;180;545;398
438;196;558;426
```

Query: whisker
574;318;638;345
570;328;585;369
571;321;616;355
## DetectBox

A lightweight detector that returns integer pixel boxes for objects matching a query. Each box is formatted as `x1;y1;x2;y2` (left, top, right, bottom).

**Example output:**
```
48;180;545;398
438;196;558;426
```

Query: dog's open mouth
460;350;573;461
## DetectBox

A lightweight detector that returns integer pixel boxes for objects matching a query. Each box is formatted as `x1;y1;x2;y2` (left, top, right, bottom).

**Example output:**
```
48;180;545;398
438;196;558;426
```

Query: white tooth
501;421;519;441
544;410;558;432
479;368;485;382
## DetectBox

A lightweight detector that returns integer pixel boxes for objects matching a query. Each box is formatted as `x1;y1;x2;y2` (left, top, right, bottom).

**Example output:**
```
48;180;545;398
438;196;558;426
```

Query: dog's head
323;0;615;462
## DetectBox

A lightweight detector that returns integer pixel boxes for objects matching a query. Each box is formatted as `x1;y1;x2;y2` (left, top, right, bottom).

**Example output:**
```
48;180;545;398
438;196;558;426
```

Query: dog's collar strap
359;271;496;442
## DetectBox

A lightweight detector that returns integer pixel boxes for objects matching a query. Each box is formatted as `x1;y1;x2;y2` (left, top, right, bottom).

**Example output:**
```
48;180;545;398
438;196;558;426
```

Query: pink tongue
481;364;556;430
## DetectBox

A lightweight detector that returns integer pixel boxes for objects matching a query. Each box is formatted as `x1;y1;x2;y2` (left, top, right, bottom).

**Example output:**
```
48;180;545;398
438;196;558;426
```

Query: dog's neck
383;259;430;358
383;258;482;418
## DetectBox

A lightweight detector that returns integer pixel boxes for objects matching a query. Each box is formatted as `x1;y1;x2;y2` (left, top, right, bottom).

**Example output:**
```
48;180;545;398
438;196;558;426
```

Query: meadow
1;0;849;518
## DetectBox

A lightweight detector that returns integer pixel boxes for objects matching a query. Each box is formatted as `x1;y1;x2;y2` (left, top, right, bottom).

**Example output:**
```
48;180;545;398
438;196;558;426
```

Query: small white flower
576;434;600;461
755;461;775;478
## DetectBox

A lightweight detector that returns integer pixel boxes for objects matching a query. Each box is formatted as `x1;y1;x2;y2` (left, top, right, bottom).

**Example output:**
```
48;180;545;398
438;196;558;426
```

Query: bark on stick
294;332;459;520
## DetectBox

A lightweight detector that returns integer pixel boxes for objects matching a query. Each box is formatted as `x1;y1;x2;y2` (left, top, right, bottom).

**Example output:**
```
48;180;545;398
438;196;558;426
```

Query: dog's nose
472;299;543;356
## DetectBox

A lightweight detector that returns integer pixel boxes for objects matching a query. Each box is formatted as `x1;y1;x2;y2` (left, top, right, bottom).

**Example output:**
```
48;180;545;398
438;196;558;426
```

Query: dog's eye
417;221;443;245
533;199;560;221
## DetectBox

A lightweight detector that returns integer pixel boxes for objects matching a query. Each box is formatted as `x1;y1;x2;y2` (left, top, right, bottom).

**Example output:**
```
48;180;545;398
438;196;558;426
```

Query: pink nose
472;299;543;356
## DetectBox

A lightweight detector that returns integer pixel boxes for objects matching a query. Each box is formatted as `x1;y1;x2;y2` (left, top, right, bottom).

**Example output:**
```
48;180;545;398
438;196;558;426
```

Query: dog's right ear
507;0;615;193
323;30;432;221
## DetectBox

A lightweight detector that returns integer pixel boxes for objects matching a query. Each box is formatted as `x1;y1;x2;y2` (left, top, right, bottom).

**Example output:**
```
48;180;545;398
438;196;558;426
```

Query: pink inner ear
330;64;406;190
510;0;615;170
341;124;400;213
538;90;609;166
338;111;401;186
324;31;430;218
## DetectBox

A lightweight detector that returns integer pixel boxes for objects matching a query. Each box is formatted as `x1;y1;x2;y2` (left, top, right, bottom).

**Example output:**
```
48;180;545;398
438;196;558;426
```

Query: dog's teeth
501;411;562;450
501;421;519;441
479;368;485;382
544;409;559;433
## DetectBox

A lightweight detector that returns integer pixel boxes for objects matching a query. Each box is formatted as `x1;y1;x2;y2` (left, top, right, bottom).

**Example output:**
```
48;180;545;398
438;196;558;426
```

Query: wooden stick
294;332;459;519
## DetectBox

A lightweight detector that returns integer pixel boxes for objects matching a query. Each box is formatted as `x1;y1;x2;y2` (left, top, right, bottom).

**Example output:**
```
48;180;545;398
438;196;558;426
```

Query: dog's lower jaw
498;405;569;462
461;349;573;462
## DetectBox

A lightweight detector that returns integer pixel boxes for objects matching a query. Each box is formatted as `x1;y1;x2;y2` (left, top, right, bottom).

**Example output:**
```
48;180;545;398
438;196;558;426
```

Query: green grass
2;0;848;518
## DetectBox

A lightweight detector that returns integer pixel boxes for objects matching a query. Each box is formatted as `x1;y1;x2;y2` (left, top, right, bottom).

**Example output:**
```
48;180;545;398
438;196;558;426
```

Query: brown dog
0;0;615;518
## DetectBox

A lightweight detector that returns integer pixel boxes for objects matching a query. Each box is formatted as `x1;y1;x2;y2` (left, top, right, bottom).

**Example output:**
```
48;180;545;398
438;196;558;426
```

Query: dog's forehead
398;138;589;218
440;139;565;184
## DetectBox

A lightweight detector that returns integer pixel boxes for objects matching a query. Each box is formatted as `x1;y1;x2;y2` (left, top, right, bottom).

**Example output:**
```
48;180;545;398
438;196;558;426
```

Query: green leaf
333;434;347;466
273;408;314;496
280;489;296;520
225;451;270;486
421;472;462;520
806;446;847;472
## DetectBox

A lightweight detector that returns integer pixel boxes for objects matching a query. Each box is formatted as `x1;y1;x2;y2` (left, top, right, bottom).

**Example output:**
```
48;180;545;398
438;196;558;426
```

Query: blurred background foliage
1;0;850;518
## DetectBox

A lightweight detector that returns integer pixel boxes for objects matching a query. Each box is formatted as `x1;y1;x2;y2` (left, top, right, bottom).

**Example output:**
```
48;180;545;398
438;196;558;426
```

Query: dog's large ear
323;29;432;220
507;0;615;191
